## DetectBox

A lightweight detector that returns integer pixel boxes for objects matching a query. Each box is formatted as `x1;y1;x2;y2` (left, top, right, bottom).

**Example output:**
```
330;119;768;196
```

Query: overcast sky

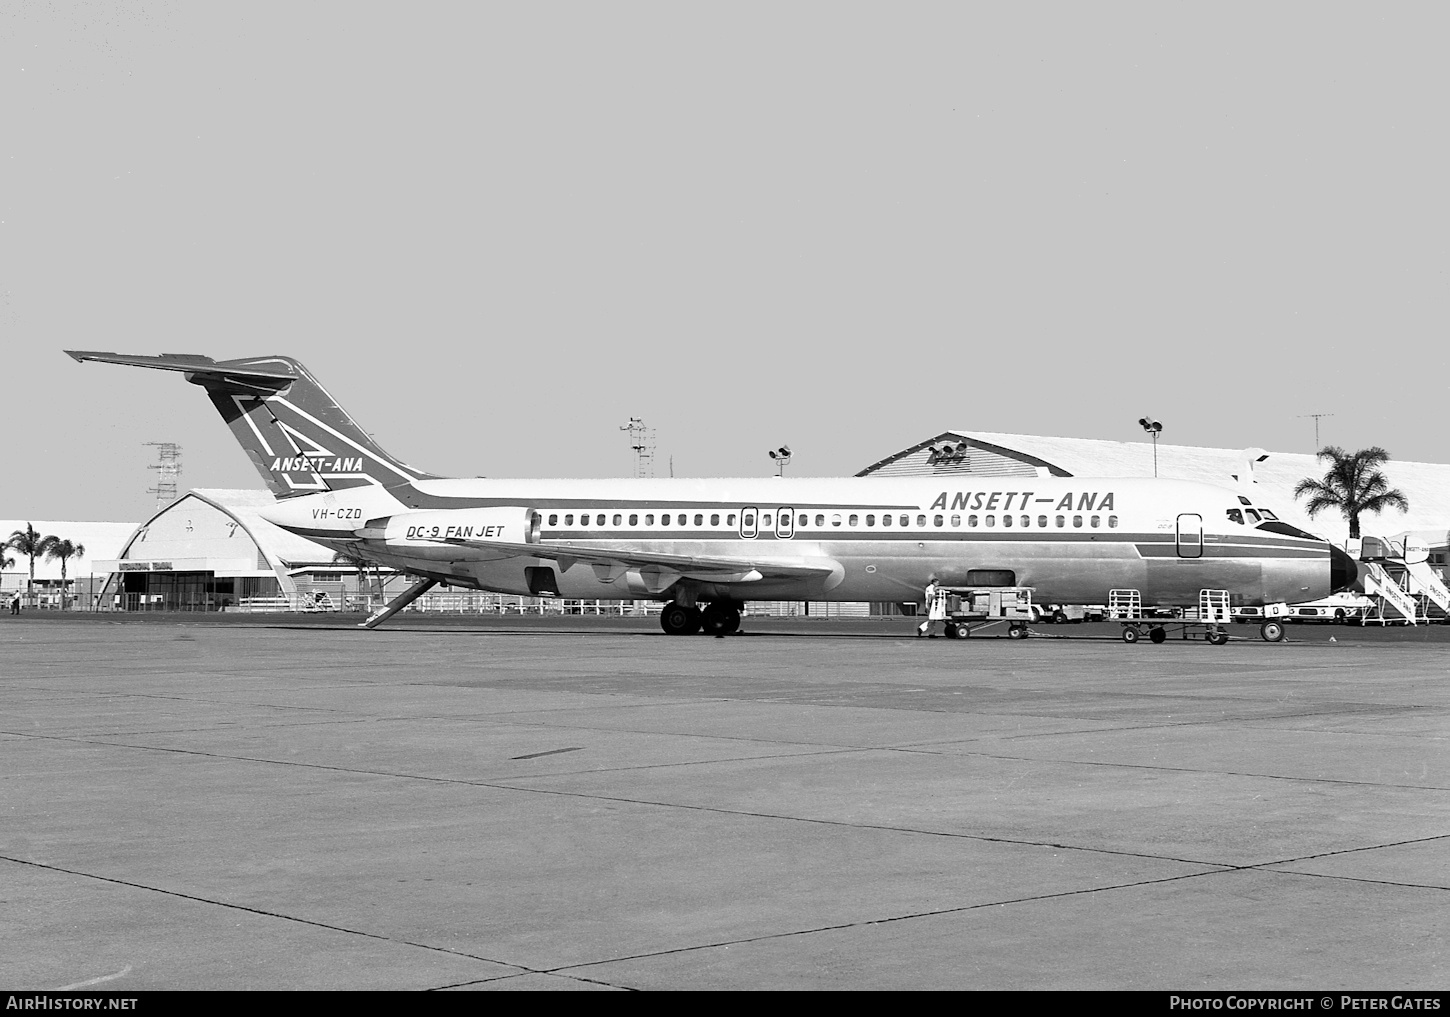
4;2;1447;521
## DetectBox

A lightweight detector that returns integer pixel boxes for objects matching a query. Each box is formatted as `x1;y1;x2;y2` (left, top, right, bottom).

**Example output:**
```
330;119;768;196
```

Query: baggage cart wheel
944;622;959;639
1007;625;1026;639
1260;620;1285;642
1208;629;1229;645
1149;627;1167;644
1121;626;1139;644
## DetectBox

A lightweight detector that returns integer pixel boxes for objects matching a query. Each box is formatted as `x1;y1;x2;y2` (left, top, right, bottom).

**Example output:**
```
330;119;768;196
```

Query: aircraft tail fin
67;351;437;498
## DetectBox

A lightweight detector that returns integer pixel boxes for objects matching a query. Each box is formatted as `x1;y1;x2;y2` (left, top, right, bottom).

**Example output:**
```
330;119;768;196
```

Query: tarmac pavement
1;614;1446;989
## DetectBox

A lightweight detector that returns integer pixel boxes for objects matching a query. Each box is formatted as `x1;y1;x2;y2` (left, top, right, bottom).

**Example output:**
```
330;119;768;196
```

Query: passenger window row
542;511;1120;530
546;512;737;528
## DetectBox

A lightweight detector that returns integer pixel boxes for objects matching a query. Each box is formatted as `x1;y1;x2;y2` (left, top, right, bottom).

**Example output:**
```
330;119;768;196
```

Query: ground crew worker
917;579;947;637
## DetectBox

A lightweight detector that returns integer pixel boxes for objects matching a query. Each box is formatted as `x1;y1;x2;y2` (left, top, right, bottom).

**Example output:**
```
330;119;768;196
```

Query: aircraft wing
425;535;839;587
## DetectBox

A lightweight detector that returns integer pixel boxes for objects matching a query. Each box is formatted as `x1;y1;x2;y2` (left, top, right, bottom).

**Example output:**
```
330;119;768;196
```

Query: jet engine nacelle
360;507;539;546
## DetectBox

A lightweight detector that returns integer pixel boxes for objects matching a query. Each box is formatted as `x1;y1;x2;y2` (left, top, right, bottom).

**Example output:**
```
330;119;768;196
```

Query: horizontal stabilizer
67;350;434;498
66;351;298;386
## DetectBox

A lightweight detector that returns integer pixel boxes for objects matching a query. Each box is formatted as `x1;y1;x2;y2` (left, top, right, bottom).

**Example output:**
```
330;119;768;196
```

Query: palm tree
7;524;51;605
0;545;13;604
1294;446;1409;539
39;537;85;610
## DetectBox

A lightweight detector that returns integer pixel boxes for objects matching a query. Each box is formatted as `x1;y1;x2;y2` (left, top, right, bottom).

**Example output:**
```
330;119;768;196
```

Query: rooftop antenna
1297;412;1334;450
619;417;655;478
145;442;182;507
1137;415;1162;477
768;445;792;477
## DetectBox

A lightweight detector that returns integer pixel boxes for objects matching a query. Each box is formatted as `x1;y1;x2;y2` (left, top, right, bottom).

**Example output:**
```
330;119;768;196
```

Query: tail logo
270;456;367;473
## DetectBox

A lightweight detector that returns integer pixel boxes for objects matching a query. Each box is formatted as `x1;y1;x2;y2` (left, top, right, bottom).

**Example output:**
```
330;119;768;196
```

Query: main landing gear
660;600;741;636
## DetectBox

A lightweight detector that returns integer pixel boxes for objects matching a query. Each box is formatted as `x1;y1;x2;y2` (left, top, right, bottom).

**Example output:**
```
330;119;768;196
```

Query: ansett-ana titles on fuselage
66;350;1357;620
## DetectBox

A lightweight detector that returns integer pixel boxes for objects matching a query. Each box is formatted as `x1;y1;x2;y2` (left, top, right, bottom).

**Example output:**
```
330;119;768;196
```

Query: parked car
1039;604;1108;624
1284;593;1371;624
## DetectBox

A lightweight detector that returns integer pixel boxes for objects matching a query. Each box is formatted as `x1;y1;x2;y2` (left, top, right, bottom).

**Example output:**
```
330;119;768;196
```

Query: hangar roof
859;431;1450;546
105;489;337;575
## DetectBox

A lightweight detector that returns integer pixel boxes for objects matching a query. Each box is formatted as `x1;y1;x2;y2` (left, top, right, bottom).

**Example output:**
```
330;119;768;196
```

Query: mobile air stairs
1356;536;1450;626
1108;589;1249;645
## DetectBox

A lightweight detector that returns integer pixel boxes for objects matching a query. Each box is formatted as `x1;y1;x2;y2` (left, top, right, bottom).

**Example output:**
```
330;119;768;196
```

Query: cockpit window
1226;509;1244;525
1237;496;1252;506
1257;519;1320;541
1258;508;1278;520
1245;509;1262;523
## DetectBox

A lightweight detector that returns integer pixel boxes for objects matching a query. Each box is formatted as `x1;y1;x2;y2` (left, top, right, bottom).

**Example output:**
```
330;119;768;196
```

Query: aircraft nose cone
1329;543;1359;593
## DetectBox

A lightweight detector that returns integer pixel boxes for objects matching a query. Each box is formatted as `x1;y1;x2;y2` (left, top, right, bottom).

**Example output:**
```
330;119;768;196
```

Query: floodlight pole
1151;432;1158;478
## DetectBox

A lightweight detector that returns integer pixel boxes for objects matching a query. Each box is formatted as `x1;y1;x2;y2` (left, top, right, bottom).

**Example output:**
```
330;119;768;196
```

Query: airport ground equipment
360;577;439;629
940;586;1036;639
1359;562;1420;625
1407;561;1450;620
1110;588;1247;644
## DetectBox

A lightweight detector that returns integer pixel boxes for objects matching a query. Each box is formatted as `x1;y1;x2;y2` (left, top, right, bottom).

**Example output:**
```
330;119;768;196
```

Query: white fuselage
261;475;1335;608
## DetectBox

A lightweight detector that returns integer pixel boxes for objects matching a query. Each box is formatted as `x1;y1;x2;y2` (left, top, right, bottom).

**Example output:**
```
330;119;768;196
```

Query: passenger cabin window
986;515;995;527
629;514;638;526
1037;515;1047;527
744;513;755;528
968;514;978;527
899;515;909;527
849;514;859;526
613;514;622;526
645;514;655;525
1108;515;1118;528
950;514;960;527
564;513;574;525
597;514;606;526
916;514;926;527
694;514;703;526
1227;509;1244;525
1002;514;1012;527
798;514;808;527
1021;515;1030;527
815;514;825;527
711;513;720;526
727;513;736;526
1073;515;1083;527
881;514;891;526
1056;515;1065;527
866;514;876;526
1090;515;1100;528
832;514;842;526
549;514;558;526
933;514;943;527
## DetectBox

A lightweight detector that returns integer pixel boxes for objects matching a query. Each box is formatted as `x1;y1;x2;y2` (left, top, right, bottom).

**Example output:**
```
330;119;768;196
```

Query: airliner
68;351;1357;636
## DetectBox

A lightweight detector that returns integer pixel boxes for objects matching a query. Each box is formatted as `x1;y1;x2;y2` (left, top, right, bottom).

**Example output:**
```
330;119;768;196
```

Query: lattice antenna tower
619;417;655;478
1297;412;1334;450
145;442;183;507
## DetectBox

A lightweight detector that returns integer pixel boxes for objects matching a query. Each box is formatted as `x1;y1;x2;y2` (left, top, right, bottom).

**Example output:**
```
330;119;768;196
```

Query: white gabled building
92;489;343;611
